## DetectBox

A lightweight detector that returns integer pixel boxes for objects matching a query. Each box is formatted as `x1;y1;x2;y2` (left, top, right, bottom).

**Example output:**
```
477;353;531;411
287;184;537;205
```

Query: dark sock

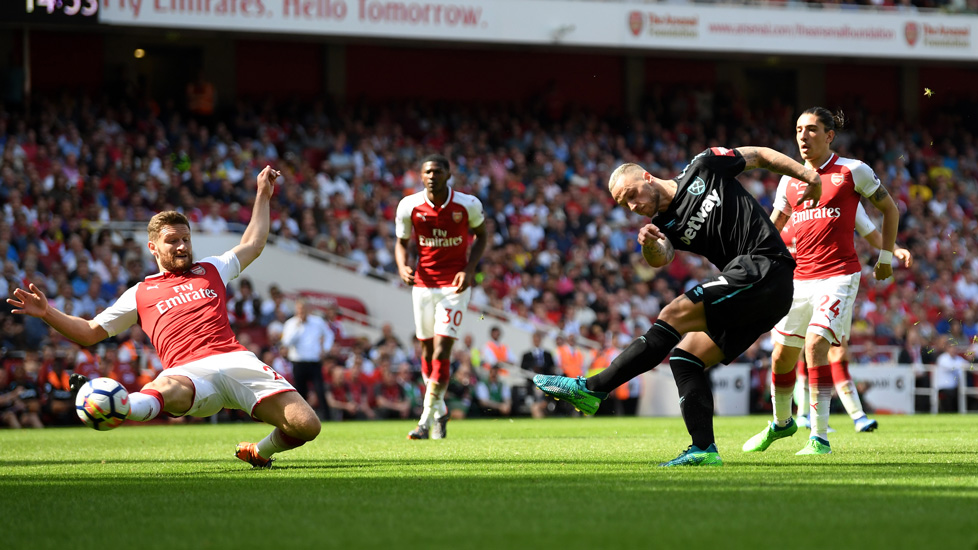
586;320;682;393
670;349;715;450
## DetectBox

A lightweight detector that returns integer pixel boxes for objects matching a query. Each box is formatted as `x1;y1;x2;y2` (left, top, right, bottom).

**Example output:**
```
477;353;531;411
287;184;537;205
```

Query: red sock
420;357;432;380
830;360;851;383
795;359;807;377
432;359;451;385
142;388;165;410
772;369;797;389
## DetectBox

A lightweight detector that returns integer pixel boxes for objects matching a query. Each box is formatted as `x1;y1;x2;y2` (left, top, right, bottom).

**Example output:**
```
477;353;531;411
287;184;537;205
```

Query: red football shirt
94;251;248;370
395;187;485;288
774;154;880;280
780;201;878;260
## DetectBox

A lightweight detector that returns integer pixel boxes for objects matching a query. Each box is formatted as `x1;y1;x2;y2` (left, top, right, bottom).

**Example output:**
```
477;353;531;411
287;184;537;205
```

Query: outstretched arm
7;283;108;346
232;166;280;271
737;146;822;207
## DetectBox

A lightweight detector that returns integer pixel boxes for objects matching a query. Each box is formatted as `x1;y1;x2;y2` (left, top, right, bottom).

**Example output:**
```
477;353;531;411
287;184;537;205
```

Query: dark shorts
685;254;794;364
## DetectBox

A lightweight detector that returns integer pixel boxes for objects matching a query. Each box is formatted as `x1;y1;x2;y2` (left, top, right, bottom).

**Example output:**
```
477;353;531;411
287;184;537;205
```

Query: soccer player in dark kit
534;146;822;466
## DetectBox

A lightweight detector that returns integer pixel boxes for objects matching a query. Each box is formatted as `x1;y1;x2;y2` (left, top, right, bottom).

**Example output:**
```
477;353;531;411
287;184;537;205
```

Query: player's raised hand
7;283;49;318
452;270;473;293
895;247;913;268
398;264;416;286
257;165;281;197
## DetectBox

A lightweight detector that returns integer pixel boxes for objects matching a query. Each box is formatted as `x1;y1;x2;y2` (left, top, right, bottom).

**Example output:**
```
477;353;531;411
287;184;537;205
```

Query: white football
75;378;131;431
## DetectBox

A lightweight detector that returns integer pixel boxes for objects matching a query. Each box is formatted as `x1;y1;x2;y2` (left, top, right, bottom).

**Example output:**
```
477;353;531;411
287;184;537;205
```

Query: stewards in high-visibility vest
555;333;587;379
481;326;515;374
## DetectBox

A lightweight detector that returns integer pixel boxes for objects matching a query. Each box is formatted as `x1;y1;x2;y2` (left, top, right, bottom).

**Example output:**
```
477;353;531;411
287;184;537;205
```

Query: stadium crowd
1;83;976;426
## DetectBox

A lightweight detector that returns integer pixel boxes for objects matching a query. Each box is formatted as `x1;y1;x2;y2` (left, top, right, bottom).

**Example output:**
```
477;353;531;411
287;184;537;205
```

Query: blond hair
607;163;644;194
147;211;191;242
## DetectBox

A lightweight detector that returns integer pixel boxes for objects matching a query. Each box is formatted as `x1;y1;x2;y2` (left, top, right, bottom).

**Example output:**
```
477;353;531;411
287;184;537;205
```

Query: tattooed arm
736;146;822;207
637;224;675;268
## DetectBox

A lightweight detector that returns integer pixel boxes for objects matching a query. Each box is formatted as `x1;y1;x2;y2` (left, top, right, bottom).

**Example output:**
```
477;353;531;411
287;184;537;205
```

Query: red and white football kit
395;187;485;340
771;154;881;347
93;250;295;417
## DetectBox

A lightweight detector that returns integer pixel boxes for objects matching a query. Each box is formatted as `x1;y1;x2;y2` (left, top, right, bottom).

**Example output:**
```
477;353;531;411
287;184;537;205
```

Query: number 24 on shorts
443;308;463;327
818;296;841;318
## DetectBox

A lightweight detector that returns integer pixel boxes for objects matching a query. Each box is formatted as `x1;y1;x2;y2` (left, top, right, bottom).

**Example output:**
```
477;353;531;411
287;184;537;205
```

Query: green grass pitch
2;415;976;550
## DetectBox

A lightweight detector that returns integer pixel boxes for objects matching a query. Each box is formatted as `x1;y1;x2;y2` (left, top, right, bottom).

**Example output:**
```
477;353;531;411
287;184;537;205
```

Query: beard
159;252;193;273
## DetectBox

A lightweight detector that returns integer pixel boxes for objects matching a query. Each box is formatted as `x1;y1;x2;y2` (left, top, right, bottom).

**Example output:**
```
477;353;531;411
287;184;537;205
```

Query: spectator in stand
100;346;141;393
3;361;43;428
1;366;41;428
474;365;512;417
933;335;969;412
228;277;262;328
38;344;74;424
520;331;558;418
280;298;334;421
326;364;357;421
482;325;516;372
446;358;478;419
373;361;411;419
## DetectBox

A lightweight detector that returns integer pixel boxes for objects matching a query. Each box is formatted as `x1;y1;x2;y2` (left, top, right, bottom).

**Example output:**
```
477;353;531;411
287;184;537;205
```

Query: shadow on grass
3;470;976;550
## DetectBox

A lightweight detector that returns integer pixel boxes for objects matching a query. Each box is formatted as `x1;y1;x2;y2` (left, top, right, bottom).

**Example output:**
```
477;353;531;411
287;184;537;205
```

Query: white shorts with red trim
157;350;295;418
772;272;860;348
412;286;471;340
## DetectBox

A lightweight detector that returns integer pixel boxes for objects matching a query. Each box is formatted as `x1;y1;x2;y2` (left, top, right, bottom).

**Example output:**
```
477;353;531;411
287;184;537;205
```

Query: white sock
771;372;795;427
809;365;832;441
836;380;866;420
255;428;307;460
419;384;437;427
794;375;809;417
127;392;162;422
431;381;448;419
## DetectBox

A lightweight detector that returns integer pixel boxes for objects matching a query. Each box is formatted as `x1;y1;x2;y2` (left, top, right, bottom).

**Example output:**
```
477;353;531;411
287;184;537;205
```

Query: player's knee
290;408;321;441
805;335;831;361
658;296;705;333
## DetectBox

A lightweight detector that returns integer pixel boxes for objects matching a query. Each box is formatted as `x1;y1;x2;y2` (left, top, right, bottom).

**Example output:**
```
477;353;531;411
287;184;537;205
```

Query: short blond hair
147;211;191;242
607;163;644;194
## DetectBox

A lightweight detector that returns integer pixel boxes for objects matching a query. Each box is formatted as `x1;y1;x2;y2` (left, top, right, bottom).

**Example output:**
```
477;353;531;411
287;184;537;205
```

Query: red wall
825;64;899;115
235;40;323;99
28;31;103;93
644;57;716;86
345;45;623;110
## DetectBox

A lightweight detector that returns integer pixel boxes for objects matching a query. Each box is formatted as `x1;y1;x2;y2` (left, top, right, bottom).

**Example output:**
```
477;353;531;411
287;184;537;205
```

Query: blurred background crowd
1;80;976;427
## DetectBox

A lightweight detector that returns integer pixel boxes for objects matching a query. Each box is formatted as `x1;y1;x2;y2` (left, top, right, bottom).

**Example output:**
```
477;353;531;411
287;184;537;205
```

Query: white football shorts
772;272;860;348
157;350;296;418
412;286;471;340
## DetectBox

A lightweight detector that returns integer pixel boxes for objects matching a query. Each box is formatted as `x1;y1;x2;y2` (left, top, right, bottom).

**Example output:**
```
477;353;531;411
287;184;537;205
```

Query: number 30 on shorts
818;296;841;318
443;308;463;327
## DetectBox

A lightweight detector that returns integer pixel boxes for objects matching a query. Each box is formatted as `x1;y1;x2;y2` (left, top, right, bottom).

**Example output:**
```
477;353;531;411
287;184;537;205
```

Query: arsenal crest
904;22;919;46
831;173;845;187
191;265;205;275
628;11;643;36
452;211;463;223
